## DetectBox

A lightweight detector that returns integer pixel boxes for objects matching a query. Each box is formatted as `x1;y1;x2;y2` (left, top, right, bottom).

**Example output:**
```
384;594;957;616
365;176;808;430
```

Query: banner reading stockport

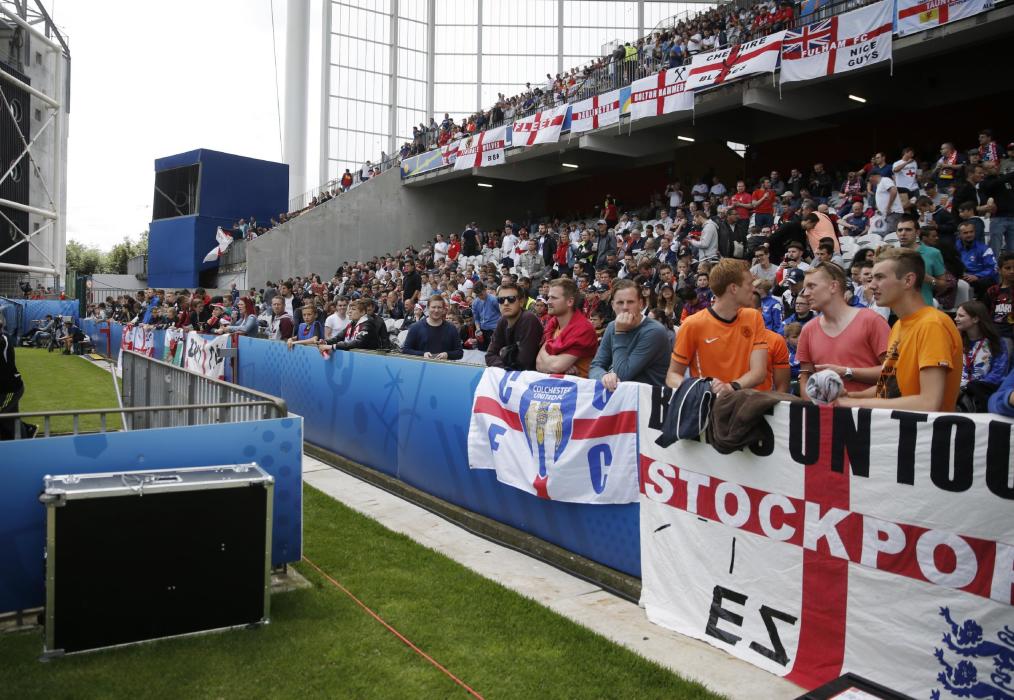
467;368;639;504
570;89;622;133
637;386;1014;697
183;333;230;380
629;66;694;122
512;104;570;146
780;0;893;86
453;125;508;170
688;32;786;91
897;0;994;36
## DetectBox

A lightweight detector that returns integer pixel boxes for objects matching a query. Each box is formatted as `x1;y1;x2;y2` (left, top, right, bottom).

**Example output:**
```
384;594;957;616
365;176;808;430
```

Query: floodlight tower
283;0;310;203
0;0;69;292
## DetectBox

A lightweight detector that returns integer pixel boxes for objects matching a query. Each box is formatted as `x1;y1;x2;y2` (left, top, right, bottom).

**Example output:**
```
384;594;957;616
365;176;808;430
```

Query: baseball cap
785;268;806;285
597;219;607;225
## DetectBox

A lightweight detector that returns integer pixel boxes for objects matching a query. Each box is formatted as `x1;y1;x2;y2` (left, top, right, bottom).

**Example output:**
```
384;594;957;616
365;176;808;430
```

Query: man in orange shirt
838;247;962;412
667;259;769;396
752;177;776;230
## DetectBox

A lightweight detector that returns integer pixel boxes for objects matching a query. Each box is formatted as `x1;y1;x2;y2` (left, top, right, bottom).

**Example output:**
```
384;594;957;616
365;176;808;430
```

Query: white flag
629;67;694;122
897;0;993;36
570;89;622;133
202;227;234;263
512;104;570;146
453;126;508;171
687;32;786;91
780;0;893;86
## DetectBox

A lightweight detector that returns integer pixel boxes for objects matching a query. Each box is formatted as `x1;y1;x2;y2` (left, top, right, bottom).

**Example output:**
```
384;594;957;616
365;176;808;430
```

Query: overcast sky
52;0;321;249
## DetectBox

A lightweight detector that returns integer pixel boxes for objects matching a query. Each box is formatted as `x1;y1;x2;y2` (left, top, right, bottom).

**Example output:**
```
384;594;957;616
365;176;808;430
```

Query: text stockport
641;459;1014;605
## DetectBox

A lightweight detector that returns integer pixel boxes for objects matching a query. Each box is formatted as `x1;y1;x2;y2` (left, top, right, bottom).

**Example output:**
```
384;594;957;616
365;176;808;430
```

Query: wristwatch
843;367;854;380
730;382;742;391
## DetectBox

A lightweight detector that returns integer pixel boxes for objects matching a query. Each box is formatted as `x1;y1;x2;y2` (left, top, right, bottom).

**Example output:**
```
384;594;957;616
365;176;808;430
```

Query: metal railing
120;350;287;430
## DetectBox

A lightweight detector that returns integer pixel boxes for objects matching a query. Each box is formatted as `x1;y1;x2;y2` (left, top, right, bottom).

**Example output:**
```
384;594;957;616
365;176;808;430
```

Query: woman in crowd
648;307;677;347
217;297;258;336
658;285;678;320
955;300;1009;411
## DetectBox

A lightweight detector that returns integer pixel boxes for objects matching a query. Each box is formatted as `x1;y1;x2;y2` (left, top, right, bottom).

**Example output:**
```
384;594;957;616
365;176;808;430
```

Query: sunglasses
497;295;518;304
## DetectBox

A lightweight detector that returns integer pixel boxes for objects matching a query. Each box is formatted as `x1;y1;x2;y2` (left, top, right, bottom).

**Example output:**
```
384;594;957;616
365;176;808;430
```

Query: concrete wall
246;166;547;284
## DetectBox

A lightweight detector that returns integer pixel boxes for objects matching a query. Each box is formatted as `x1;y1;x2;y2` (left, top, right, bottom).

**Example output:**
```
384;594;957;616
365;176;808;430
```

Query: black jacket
327;317;380;351
485;312;542;371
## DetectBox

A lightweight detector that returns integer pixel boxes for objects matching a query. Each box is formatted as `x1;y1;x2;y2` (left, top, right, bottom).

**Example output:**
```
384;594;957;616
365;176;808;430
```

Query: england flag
453;126;508;170
629;67;694;122
780;0;893;86
467;369;640;504
202;227;234;263
512;104;570;146
688;32;786;91
570;89;622;133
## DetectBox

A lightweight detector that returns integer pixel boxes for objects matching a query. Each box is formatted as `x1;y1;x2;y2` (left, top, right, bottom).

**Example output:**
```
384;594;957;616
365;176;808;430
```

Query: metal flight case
41;464;273;657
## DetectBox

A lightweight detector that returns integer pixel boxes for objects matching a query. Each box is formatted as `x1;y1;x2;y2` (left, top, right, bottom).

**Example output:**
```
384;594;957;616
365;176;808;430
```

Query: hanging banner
637;385;1014;697
183;333;230;380
202;227;234;264
570;89;622;133
441;139;462;167
897;0;994;35
780;0;893;85
512;104;571;146
629;66;694;122
453;125;508;170
162;327;186;366
687;32;786;91
467;368;640;504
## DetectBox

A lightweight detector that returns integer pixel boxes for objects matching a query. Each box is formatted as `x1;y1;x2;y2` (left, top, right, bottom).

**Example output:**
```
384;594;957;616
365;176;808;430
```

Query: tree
65;240;103;276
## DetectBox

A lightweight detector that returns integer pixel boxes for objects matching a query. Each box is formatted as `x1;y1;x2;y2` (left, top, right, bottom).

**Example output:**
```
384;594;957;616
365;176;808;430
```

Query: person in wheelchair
21;315;55;347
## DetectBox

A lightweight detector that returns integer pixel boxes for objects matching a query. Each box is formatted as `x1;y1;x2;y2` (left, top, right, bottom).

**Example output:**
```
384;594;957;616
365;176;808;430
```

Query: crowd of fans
83;127;1014;418
258;0;853;233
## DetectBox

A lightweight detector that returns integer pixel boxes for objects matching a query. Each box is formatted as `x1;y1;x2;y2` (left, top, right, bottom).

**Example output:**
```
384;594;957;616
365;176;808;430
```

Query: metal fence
119;350;286;430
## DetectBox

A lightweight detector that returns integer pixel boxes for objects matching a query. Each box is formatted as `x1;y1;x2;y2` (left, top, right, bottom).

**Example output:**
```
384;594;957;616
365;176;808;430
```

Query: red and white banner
512;105;570;146
688;32;786;91
202;227;234;263
570;89;622;133
453;125;508;170
467;369;640;504
183;333;230;380
118;323;154;371
441;139;462;167
638;386;1014;696
629;67;694;122
897;0;994;36
780;0;893;86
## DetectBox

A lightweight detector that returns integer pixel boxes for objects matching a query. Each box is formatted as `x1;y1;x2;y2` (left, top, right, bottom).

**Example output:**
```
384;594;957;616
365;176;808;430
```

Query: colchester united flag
467;368;640;504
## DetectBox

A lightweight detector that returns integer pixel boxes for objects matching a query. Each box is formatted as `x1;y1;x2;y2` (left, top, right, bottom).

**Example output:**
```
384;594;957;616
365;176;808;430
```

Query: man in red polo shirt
752;177;776;230
731;180;754;222
536;278;599;377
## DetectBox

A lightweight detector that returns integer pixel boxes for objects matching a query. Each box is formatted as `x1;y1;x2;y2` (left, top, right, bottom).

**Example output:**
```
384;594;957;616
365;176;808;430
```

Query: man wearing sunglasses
485;282;542;371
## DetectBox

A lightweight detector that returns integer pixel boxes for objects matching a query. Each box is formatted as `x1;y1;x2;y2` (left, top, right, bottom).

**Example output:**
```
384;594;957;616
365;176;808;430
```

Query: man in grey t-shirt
589;279;672;389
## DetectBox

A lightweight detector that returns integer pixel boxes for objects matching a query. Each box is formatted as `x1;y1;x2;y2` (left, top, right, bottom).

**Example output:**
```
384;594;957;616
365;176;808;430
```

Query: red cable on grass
300;555;485;700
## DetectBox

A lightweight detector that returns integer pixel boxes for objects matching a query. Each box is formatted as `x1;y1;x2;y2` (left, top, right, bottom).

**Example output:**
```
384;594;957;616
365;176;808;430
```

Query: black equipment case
40;464;273;656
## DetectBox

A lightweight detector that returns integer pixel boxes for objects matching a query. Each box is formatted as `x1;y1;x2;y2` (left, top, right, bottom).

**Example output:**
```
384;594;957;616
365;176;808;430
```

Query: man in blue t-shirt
401;296;463;361
470;282;501;351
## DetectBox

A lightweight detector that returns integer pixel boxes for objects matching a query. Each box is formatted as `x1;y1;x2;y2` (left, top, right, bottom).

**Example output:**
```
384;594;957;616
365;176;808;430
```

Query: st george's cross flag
441;139;462;166
896;0;993;36
780;0;893;86
687;32;786;91
570;89;622;133
467;368;640;504
629;66;694;122
512;104;570;146
453;125;508;170
637;386;1014;697
202;227;235;263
